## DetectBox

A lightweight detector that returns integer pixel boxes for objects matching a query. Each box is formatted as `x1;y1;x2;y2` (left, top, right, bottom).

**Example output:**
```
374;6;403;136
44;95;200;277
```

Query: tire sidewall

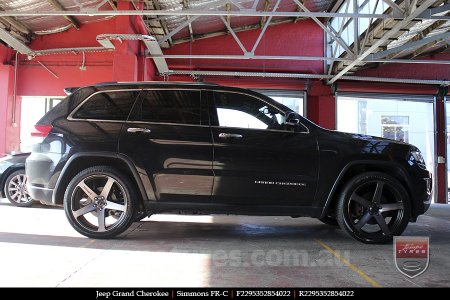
64;166;136;239
337;172;411;244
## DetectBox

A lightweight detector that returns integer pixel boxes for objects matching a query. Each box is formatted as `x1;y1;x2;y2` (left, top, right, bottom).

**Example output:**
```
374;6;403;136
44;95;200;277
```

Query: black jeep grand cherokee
26;82;432;243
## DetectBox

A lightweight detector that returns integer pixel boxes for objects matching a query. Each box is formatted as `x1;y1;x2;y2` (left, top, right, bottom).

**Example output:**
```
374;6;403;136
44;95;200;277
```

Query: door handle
127;127;151;133
218;133;243;139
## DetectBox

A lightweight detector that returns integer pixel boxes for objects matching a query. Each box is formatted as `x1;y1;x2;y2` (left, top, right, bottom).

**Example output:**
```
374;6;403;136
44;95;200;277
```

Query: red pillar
0;63;20;156
307;82;336;130
435;86;448;203
112;1;138;82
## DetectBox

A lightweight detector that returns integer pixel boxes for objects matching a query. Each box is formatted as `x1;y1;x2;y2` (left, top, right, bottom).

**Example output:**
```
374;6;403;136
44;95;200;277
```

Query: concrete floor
0;197;449;287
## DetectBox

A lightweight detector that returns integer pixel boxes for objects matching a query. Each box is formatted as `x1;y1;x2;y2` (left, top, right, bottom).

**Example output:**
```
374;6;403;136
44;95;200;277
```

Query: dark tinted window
73;91;139;120
130;90;201;125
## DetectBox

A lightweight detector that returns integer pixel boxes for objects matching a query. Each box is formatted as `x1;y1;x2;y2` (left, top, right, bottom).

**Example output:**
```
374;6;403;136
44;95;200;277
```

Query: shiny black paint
26;82;432;220
211;126;319;206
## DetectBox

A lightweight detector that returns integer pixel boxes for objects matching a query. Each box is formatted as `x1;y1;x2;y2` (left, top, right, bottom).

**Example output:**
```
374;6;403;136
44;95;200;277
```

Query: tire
64;166;136;239
318;215;339;226
336;172;411;244
4;169;33;207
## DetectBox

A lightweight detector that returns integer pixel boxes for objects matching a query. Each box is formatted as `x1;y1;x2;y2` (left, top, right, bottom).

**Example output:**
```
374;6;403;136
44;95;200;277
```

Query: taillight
31;124;52;138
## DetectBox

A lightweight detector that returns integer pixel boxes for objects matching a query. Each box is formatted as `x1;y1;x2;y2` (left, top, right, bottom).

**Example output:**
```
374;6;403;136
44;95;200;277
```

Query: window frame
209;90;309;133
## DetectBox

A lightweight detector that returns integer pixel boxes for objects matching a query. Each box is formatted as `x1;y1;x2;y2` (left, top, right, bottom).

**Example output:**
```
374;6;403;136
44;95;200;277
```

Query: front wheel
336;172;411;244
64;166;136;239
4;169;33;207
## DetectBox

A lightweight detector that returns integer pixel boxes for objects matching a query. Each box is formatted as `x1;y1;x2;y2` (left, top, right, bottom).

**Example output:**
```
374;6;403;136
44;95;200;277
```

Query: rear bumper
25;151;62;206
27;185;54;205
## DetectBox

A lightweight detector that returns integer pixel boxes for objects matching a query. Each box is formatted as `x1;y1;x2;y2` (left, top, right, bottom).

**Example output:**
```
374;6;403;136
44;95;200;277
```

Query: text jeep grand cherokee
25;82;432;243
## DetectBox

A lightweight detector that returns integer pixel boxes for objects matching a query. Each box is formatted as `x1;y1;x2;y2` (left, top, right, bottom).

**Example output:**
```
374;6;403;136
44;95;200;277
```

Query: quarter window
130;90;201;125
73;91;139;121
213;92;285;130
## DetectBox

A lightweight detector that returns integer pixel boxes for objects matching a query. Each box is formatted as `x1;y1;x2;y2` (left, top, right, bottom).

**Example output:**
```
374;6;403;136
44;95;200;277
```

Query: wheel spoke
372;181;384;204
78;181;98;200
380;202;404;213
354;212;372;230
10;182;18;187
97;209;106;232
100;177;116;199
374;214;390;235
351;193;371;208
73;203;96;218
106;201;126;212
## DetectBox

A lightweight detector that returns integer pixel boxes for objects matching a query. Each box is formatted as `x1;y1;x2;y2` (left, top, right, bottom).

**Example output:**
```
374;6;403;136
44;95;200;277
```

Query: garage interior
0;0;449;287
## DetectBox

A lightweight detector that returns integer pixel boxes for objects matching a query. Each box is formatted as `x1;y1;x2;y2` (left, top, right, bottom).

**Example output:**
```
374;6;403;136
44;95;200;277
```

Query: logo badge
394;236;429;278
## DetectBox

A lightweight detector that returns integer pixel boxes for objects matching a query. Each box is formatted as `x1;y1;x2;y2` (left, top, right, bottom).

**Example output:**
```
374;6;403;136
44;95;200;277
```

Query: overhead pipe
164;69;450;86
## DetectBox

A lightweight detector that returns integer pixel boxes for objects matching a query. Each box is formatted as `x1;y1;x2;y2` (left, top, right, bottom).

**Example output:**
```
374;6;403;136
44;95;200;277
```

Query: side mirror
285;112;300;126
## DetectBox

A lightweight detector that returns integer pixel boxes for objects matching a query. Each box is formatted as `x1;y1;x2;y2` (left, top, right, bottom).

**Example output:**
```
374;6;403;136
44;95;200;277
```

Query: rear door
119;89;213;203
209;90;319;206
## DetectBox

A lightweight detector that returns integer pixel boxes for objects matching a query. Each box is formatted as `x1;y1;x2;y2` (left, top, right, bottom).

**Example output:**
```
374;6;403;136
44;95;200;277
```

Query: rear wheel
336;172;411;244
4;169;33;207
64;166;136;239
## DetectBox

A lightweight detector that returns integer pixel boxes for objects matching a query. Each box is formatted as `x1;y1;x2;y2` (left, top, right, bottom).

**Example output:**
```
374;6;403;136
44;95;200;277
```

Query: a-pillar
307;82;336;130
0;63;20;156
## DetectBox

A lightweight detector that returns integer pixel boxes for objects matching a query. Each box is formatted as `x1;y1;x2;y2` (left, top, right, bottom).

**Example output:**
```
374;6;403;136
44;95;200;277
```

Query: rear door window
129;90;202;125
73;91;140;121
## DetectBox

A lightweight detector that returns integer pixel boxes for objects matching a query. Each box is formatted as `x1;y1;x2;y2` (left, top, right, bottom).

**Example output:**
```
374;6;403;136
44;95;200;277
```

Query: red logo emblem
394;236;429;278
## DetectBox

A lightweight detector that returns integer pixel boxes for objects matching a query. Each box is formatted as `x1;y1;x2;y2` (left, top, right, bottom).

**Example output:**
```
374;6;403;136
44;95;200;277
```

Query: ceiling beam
328;0;437;84
370;31;450;60
107;0;117;10
147;53;450;65
183;0;194;41
165;69;450;85
47;0;80;30
0;10;405;19
0;26;33;54
0;8;31;36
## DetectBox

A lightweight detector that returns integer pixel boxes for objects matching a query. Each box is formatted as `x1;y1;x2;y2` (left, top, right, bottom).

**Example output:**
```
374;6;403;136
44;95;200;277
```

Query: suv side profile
26;82;432;243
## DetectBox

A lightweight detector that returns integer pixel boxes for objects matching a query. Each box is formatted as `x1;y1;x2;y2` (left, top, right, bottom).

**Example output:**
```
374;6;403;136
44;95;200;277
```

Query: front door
209;91;319;206
119;89;213;203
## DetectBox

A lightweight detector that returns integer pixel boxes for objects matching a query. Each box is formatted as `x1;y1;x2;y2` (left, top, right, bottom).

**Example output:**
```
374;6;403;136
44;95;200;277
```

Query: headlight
410;149;426;168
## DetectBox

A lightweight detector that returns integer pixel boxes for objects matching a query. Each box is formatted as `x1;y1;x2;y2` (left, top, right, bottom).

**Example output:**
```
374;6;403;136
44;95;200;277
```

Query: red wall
356;53;450;81
164;20;324;74
0;63;20;156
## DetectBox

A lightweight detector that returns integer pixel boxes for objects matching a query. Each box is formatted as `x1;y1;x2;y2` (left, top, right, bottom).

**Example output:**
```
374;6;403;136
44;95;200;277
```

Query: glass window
213;92;285;130
381;116;409;143
256;90;305;116
130;90;201;125
73;91;138;121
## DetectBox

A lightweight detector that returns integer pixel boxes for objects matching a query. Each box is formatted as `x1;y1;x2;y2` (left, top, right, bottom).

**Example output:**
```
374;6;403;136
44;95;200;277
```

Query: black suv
26;82;432;243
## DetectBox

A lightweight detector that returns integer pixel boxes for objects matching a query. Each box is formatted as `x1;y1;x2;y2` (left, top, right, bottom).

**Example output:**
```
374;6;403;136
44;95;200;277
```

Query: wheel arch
53;153;149;207
320;161;416;219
